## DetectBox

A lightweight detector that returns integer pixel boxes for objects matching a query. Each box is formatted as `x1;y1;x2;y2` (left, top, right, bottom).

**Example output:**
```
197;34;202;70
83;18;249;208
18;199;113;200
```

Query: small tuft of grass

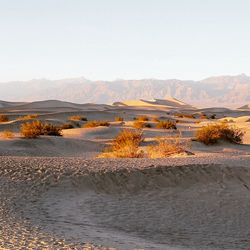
150;117;160;122
136;116;149;121
115;116;124;122
200;115;208;119
133;121;151;129
193;122;244;145
0;115;8;122
83;120;110;128
61;123;74;129
1;130;14;139
98;129;144;158
70;115;87;121
155;120;177;129
148;134;187;158
19;114;38;120
174;113;195;119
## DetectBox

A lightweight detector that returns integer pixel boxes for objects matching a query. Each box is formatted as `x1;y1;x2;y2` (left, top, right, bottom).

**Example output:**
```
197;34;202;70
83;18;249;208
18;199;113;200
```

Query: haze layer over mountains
1;74;249;108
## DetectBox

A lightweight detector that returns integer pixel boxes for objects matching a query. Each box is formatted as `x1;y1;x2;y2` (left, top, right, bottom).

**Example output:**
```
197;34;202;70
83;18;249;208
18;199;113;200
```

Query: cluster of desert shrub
199;115;209;119
0;115;8;122
70;115;87;121
61;123;74;129
0;130;13;139
148;134;187;158
132;119;176;130
21;120;62;138
155;120;177;129
136;116;149;121
98;129;144;158
98;129;188;158
18;114;38;120
133;120;151;129
115;116;124;121
83;120;110;128
150;117;160;122
194;122;244;144
175;113;195;119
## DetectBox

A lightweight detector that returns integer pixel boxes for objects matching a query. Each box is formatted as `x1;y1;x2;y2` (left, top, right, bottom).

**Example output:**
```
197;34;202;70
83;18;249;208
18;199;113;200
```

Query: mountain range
1;74;249;108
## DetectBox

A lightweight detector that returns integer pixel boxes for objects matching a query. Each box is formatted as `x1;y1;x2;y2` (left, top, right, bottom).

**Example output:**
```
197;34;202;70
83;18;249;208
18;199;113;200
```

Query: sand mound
63;126;121;140
0;137;103;157
2;100;109;112
239;104;250;109
234;115;250;123
112;98;195;109
0;100;27;108
1;156;250;249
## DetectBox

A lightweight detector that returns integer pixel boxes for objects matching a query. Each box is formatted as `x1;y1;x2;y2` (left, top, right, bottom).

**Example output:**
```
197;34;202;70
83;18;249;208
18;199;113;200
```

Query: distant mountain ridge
0;74;249;108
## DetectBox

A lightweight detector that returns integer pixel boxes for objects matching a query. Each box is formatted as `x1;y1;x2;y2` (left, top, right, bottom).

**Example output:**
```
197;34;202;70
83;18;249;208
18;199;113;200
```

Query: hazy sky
1;0;250;82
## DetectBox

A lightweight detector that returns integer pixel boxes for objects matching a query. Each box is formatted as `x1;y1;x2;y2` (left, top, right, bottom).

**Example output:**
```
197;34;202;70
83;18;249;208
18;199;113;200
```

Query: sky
0;0;250;82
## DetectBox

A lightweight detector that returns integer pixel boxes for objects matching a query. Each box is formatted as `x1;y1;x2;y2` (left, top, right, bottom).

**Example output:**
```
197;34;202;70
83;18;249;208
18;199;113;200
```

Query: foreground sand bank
1;155;250;249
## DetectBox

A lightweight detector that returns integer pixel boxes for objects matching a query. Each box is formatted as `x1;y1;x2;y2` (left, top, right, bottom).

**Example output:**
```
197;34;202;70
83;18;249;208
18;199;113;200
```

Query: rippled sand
1;156;250;249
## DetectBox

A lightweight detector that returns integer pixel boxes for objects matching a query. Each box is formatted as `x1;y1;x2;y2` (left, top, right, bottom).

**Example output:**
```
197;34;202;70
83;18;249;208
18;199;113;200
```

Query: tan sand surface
0;99;250;249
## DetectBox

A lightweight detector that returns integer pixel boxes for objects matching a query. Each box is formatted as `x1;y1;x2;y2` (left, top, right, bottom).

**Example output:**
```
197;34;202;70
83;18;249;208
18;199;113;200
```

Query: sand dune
1;98;250;249
0;100;27;108
239;104;250;109
1;157;250;249
112;98;195;109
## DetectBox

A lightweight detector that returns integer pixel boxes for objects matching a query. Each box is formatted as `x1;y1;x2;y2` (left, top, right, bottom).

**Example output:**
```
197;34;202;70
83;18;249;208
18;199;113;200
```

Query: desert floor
0;99;250;249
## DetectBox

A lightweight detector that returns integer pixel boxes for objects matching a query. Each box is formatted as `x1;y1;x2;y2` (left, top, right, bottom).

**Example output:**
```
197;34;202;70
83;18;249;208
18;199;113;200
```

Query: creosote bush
148;134;187;158
194;122;244;145
61;123;74;129
21;120;62;138
136;116;149;121
175;113;195;119
150;117;160;122
115;116;124;122
1;130;14;139
133;120;151;129
155;120;177;129
0;115;8;122
98;129;144;158
19;114;38;120
83;120;110;128
200;115;208;119
70;115;87;121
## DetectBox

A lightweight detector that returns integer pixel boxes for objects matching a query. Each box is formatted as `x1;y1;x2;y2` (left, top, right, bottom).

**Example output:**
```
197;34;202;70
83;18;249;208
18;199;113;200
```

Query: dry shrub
70;115;87;121
175;113;195;119
21;120;42;138
150;117;160;122
148;134;186;158
133;120;151;129
98;129;144;158
136;116;149;121
115;116;124;121
194;122;244;145
21;120;62;138
61;123;74;129
156;120;176;129
196;120;201;124
0;115;8;122
19;114;38;120
41;123;62;136
83;120;110;128
1;130;14;139
200;115;208;119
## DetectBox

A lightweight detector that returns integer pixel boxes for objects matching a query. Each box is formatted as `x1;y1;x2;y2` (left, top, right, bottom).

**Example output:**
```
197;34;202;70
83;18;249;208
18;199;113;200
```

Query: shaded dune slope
1;156;250;249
